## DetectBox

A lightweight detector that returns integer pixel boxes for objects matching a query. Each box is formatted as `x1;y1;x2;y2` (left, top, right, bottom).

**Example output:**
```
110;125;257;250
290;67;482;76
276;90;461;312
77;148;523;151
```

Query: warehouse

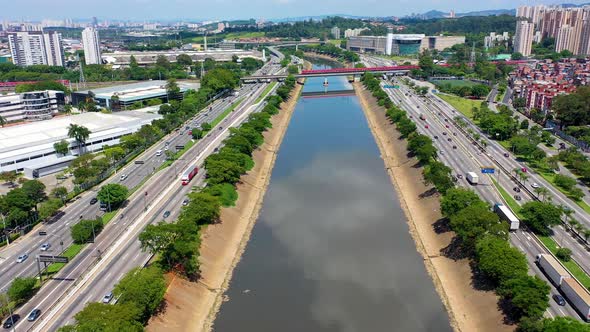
0;111;161;176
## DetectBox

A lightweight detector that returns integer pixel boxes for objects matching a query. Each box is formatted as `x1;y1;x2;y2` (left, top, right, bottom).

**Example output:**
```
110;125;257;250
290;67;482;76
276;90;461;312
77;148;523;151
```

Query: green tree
201;122;212;131
21;180;47;206
205;158;245;186
66;302;143;332
50;186;68;200
555;247;572;262
440;188;488;217
97;183;129;208
180;192;221;226
53;139;70;155
38;198;63;220
70;217;103;244
67;124;91;154
569;187;585;201
165;78;180;101
7;277;37;304
475;235;528;284
423;161;454;194
554;174;577;191
104;146;126;164
0;171;18;186
139;222;181;267
450;204;509;250
520;201;563;235
520;119;529;130
176;53;193;66
498;275;550;321
114;266;166;323
191;128;203;140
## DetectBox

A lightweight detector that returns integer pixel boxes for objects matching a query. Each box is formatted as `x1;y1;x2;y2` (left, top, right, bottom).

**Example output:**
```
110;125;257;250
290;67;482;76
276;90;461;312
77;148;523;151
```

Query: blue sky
2;0;589;21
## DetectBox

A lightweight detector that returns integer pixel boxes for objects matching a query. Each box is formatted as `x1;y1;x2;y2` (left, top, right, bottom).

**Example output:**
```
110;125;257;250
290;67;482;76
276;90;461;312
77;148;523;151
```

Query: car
453;132;457;136
40;243;51;251
90;197;98;205
514;195;522;201
514;187;521;193
163;211;171;218
156;150;163;156
165;141;170;146
185;126;190;130
119;174;128;181
457;174;463;179
434;135;439;139
531;183;540;189
504;153;509;157
553;294;566;306
102;292;113;303
409;115;413;118
27;309;41;322
182;199;190;206
16;254;28;263
452;145;457;149
447;138;452;142
522;167;527;173
444;118;448;122
445;125;449;128
219;126;223;130
442;132;447;135
3;315;19;328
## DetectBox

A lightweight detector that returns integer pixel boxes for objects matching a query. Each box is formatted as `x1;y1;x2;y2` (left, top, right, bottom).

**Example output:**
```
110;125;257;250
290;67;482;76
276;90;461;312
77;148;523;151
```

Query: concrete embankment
353;82;514;332
146;65;308;332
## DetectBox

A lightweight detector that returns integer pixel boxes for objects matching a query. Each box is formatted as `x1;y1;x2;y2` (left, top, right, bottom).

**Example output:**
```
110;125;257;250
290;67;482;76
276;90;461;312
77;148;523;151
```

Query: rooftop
74;80;200;102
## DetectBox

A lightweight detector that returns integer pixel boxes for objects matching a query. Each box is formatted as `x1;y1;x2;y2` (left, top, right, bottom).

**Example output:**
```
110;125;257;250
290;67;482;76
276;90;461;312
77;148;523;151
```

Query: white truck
494;203;520;231
561;277;590;321
536;254;569;286
466;172;479;185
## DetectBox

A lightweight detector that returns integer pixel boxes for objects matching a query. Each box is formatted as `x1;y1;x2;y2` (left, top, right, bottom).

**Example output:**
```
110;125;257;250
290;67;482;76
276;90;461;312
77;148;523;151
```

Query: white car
119;174;128;181
102;292;113;303
531;183;540;189
16;254;28;263
40;243;51;251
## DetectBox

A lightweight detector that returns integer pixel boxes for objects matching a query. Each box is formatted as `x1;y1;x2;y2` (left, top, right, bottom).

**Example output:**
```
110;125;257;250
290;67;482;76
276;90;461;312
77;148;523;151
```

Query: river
213;62;451;332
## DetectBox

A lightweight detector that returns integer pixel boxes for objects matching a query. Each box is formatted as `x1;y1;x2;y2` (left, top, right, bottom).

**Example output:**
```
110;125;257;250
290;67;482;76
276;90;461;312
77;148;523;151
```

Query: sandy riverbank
354;82;514;332
146;68;307;332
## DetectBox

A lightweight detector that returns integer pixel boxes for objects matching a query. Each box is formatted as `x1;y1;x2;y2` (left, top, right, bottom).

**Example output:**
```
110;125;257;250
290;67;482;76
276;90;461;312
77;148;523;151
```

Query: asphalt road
385;80;580;320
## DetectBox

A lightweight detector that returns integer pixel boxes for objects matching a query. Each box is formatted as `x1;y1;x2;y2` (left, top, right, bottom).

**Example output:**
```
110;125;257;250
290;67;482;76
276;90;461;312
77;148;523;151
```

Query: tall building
514;20;534;56
556;24;575;53
8;31;64;66
331;26;341;39
82;27;102;65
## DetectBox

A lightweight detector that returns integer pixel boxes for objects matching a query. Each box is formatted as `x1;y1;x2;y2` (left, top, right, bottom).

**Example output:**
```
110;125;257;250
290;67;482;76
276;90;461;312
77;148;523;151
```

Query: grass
538;235;590;289
43;243;85;276
102;211;117;226
211;98;244;128
431;79;477;88
254;82;277;104
438;94;483;119
491;178;523;217
225;31;265;39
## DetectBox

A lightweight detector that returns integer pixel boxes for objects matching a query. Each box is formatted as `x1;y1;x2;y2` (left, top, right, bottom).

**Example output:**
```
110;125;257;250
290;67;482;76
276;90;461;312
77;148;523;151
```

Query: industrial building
101;49;262;67
0;90;65;122
346;34;464;55
71;80;200;111
0;111;162;176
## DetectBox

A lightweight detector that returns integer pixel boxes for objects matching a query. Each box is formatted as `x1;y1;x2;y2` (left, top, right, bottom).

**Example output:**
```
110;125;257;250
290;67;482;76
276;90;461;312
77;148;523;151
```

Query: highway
0;59;282;329
384;80;580;320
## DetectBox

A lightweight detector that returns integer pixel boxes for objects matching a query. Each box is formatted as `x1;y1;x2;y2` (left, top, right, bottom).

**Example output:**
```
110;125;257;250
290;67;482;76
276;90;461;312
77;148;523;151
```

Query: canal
213;63;451;331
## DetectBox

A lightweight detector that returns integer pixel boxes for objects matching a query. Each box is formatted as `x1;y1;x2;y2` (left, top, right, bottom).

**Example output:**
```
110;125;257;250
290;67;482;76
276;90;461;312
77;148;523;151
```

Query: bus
181;165;199;185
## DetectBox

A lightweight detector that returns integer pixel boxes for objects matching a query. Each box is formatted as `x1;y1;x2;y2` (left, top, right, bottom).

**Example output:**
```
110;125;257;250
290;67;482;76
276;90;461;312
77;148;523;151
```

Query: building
71;80;199;111
81;27;101;65
517;5;547;27
8;31;64;66
390;34;425;55
484;32;510;49
0;111;161;175
420;35;466;52
0;90;65;122
346;36;388;54
556;24;576;53
331;26;341;39
101;49;262;67
344;28;368;38
514;20;534;56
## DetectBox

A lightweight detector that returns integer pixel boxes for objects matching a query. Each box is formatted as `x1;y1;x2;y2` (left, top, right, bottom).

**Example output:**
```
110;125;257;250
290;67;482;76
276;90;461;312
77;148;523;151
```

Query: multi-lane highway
0;59;284;330
384;79;580;319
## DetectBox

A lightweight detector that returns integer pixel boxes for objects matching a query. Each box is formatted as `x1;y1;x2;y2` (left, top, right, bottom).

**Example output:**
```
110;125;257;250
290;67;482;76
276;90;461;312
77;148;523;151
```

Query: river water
213;63;451;332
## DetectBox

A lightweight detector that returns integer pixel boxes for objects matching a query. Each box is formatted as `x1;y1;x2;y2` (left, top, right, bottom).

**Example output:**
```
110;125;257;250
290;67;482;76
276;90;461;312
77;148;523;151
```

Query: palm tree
520;173;529;186
584;229;590;243
561;206;574;229
67;124;91;155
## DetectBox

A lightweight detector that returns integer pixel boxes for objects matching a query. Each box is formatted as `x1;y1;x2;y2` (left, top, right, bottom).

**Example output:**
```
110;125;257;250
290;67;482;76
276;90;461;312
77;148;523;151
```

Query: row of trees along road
362;72;588;331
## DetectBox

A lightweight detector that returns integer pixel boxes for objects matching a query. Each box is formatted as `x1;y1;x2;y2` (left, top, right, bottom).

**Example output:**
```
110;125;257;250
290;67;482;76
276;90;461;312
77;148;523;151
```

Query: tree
529;316;590;332
165;78;180;101
8;277;37;304
0;171;18;186
191;128;203;140
70;217;103;244
53;139;70;156
139;222;181;265
38;198;62;220
180;192;221;226
511;52;524;60
498;275;550;321
104;146;126;164
475;235;528;284
422;161;454;194
440;188;488;217
67;302;143;332
50;186;68;200
176;53;193;67
554;174;577;191
21;180;47;206
155;55;170;69
114;266;166;323
569;187;585;201
520;201;563;235
97;184;128;208
0;115;5;127
556;247;572;262
450;204;508;250
205;158;244;186
201;122;212;131
67;124;91;154
520;119;529;130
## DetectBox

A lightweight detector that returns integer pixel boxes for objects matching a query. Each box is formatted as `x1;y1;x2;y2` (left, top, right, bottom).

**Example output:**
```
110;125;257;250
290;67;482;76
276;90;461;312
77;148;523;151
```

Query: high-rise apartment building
331;26;341;39
8;31;64;67
556;24;576;53
82;27;102;65
514;20;534;56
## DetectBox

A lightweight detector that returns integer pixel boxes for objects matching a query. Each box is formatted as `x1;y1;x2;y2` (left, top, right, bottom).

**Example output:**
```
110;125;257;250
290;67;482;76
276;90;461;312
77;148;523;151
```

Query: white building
514;20;534;56
556;24;576;53
0;111;162;175
82;27;102;65
0;90;65;122
8;31;64;66
331;26;341;39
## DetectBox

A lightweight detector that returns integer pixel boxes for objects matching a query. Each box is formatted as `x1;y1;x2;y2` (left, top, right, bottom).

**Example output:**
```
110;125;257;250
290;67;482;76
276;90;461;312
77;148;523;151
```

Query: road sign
38;255;68;264
481;168;495;174
383;85;400;89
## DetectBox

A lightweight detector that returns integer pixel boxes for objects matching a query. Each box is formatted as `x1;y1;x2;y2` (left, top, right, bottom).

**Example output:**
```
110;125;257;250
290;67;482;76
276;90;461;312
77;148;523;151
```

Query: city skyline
2;0;590;21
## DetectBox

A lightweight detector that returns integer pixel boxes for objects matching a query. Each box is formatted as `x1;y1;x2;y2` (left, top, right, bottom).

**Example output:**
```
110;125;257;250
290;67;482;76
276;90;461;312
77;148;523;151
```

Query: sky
2;0;589;21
